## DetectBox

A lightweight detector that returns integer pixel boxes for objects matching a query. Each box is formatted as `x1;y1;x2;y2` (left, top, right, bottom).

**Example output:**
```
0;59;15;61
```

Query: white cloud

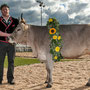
69;13;77;19
0;0;90;25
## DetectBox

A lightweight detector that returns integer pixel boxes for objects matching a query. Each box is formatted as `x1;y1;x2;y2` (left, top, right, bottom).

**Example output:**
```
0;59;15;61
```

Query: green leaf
47;18;63;62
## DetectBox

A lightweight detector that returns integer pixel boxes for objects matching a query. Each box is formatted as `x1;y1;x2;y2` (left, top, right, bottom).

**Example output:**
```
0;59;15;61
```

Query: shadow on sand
71;85;90;90
29;83;47;90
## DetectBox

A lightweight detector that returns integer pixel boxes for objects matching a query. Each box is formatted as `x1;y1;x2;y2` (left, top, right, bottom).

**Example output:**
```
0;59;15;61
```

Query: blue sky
0;0;90;26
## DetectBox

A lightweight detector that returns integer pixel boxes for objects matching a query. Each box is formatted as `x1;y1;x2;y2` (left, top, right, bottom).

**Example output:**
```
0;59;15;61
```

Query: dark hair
0;4;9;10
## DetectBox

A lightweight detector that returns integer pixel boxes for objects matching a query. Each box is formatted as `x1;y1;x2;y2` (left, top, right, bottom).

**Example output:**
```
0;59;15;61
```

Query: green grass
4;57;40;68
4;57;82;68
60;59;82;62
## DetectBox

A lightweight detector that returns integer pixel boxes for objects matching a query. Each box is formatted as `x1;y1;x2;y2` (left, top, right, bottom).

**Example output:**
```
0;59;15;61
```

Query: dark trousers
0;42;15;81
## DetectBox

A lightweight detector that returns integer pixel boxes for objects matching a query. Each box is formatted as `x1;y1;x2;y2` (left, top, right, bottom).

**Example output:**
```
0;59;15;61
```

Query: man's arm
0;31;11;37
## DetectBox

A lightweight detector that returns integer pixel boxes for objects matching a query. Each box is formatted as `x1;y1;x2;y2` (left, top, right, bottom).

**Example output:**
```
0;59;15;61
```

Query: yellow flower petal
58;36;61;40
54;56;58;59
53;35;57;40
55;46;60;52
49;18;53;22
49;28;56;34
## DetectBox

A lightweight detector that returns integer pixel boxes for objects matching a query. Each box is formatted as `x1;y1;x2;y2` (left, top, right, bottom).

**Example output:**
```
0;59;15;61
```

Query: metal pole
41;6;42;26
36;1;45;26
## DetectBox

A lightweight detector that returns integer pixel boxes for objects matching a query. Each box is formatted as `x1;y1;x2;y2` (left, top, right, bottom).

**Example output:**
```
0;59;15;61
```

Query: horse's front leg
45;64;53;88
45;54;53;88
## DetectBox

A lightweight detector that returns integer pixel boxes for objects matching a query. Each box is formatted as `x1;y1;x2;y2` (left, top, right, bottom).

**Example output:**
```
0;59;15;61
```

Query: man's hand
7;33;11;37
0;31;11;37
7;36;16;45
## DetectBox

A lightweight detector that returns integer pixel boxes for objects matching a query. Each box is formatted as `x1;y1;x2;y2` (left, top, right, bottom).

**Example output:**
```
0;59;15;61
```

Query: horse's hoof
45;81;48;83
86;83;90;86
46;84;52;88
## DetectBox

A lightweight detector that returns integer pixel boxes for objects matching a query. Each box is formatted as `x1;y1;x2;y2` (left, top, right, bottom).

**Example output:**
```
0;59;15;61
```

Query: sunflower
53;35;57;40
55;46;60;52
58;36;61;40
49;18;53;22
47;18;63;62
54;56;58;59
49;28;56;34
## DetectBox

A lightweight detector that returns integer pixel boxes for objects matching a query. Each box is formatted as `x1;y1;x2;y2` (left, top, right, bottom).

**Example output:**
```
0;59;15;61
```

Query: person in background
0;4;19;85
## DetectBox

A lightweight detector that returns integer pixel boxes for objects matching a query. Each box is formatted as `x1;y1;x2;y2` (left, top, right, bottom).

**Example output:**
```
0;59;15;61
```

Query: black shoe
8;80;15;85
0;81;2;85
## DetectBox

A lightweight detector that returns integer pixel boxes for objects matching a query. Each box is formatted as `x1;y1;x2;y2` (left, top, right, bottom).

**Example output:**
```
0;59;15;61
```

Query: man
0;4;19;85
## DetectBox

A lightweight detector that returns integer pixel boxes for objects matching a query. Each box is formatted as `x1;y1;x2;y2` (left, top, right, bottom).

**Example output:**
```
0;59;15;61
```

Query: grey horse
8;18;90;87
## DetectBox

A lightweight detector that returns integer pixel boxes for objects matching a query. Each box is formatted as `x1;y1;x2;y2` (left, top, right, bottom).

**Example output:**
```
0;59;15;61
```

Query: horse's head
7;15;29;44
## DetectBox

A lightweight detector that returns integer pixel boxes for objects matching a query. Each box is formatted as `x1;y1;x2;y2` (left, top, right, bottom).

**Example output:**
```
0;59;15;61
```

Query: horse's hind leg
86;78;90;86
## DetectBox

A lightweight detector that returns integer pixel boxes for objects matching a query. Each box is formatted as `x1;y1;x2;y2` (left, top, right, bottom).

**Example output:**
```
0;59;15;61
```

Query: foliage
47;18;63;62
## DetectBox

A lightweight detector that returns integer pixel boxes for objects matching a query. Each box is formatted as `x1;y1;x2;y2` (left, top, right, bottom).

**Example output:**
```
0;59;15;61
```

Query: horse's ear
20;18;26;24
20;13;26;24
21;13;23;20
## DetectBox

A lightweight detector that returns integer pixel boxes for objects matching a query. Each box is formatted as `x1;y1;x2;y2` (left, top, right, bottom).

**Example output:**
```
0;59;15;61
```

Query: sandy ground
16;52;35;58
1;60;90;90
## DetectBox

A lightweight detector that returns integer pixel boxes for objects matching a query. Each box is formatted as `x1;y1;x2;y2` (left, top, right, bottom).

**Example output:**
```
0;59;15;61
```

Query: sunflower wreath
47;18;63;62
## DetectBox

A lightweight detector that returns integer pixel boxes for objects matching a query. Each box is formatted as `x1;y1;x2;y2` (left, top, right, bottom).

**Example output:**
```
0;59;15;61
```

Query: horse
8;18;90;87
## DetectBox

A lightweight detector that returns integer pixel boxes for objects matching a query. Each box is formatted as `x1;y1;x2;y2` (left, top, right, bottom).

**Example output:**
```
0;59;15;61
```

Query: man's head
0;4;10;17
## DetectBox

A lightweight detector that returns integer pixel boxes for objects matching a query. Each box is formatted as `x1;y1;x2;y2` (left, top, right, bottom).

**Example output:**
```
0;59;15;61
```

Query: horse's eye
17;29;21;31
